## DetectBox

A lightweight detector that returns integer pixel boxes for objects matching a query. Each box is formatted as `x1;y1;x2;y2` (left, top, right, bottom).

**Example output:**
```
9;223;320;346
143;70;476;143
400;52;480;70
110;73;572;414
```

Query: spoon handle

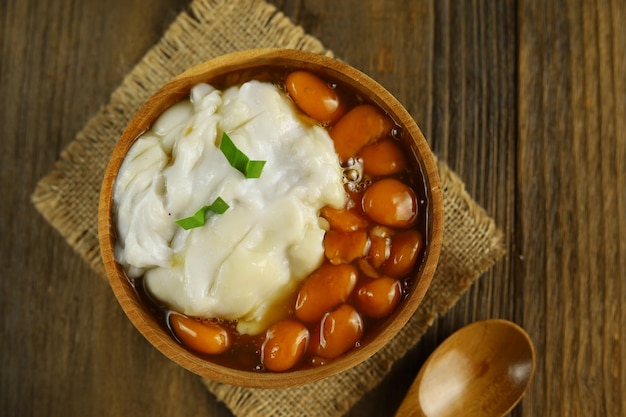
394;373;425;417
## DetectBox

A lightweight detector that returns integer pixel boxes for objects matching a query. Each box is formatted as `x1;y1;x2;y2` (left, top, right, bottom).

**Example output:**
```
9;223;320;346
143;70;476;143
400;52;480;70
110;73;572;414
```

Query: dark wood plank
518;0;626;415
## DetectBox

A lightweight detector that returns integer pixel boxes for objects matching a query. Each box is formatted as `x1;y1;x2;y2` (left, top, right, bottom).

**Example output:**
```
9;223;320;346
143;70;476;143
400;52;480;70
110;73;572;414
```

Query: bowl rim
98;48;444;388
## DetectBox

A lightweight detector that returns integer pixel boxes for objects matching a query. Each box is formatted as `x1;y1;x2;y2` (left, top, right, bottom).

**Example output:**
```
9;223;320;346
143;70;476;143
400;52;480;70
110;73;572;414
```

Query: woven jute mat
31;0;505;416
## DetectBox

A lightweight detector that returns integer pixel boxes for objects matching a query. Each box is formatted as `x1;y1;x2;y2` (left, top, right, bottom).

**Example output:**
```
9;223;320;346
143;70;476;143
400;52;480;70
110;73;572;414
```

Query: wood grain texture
1;0;624;416
518;0;626;415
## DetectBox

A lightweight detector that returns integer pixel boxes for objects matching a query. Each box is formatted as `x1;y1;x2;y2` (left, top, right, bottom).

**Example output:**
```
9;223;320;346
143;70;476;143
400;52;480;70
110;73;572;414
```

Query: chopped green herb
219;132;266;178
175;197;229;230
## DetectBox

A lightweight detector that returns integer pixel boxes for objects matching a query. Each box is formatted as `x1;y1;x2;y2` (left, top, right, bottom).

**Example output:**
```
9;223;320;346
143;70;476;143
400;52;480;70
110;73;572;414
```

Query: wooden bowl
98;49;443;388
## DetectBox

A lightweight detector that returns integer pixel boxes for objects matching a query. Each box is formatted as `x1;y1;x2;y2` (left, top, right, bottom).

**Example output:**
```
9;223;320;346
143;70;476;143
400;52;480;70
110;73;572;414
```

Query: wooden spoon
395;319;535;417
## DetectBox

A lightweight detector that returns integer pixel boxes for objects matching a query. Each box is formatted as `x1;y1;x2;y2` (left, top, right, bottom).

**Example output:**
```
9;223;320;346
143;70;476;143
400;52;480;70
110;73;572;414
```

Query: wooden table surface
1;0;624;416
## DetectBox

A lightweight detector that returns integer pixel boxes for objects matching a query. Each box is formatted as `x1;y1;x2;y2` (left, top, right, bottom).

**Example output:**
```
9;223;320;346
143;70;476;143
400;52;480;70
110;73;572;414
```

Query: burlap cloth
31;0;505;415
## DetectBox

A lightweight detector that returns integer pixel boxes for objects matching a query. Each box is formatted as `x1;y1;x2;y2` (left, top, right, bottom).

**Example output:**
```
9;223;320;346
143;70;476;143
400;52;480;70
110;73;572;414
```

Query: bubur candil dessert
113;68;430;372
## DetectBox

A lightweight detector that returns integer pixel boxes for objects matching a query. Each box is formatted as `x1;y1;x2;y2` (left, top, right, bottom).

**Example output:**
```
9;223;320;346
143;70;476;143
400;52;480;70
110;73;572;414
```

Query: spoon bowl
395;319;535;417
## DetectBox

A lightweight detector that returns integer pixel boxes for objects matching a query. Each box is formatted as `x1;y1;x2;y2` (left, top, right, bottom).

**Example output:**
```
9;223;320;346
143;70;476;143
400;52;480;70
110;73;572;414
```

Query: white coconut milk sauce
113;80;346;335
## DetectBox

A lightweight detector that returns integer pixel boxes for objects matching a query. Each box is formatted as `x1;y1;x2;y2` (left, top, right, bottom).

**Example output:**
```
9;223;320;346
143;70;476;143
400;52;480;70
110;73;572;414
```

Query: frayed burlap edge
31;0;505;416
200;160;505;417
